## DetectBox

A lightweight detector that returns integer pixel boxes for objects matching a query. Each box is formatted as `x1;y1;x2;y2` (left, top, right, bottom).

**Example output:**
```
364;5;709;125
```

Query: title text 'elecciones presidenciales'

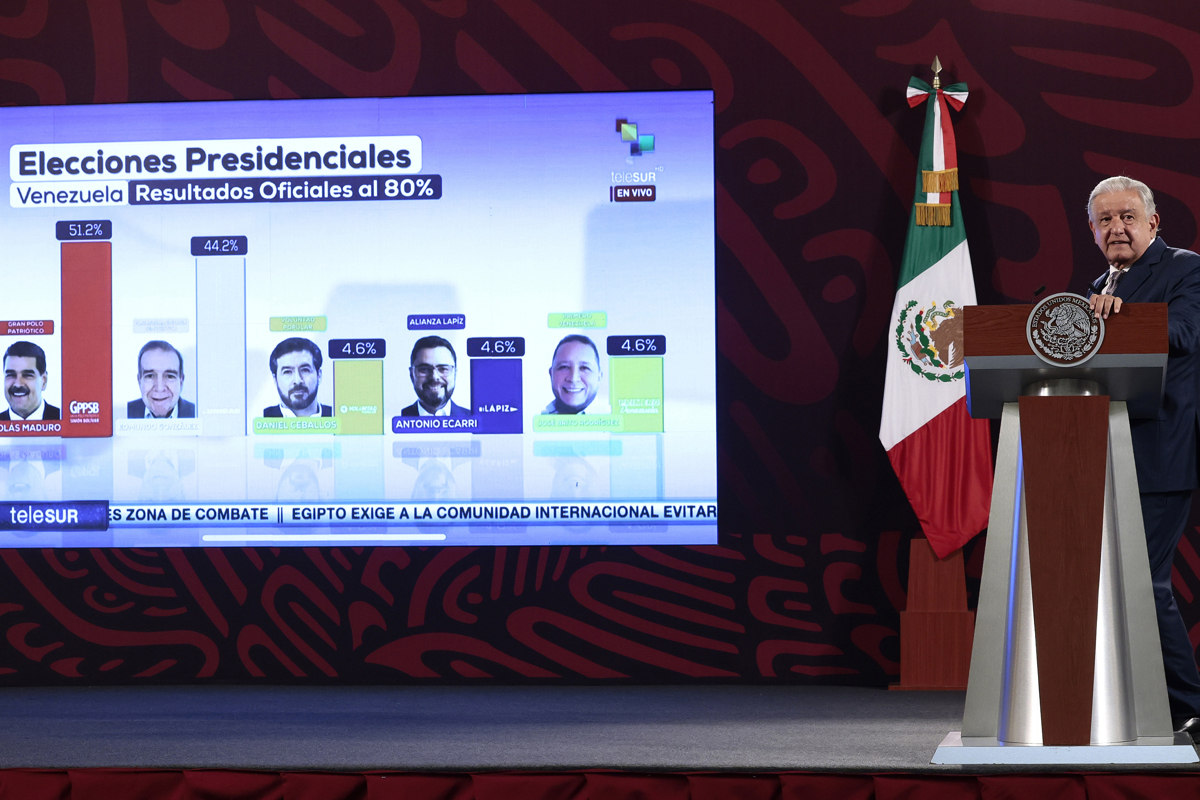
10;136;422;180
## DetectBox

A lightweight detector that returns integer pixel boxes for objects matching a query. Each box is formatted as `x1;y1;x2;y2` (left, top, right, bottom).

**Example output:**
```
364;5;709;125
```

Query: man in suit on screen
541;334;604;415
127;340;195;419
1086;176;1200;734
1;341;60;421
400;336;470;418
264;337;332;417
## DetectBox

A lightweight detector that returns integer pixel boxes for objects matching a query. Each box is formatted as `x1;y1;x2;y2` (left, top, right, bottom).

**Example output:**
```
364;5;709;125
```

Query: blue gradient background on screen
0;91;716;547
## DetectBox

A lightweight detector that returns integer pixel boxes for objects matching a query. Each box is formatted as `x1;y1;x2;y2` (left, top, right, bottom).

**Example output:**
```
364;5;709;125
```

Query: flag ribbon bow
907;77;969;226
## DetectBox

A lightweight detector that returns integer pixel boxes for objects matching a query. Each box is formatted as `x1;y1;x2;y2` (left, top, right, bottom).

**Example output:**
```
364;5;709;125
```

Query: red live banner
1;320;53;335
60;242;112;438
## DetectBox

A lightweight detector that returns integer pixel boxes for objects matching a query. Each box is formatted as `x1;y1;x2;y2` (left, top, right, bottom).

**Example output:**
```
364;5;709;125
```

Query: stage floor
0;685;1195;773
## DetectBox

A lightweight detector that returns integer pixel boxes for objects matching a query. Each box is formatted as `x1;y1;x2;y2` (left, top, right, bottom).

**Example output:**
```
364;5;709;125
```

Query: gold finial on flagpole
931;55;942;90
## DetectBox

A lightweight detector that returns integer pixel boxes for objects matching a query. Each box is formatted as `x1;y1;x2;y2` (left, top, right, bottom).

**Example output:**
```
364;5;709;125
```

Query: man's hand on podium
1089;293;1123;320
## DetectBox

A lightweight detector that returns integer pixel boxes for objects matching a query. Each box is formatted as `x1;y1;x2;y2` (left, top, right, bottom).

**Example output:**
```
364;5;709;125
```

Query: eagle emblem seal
894;300;965;382
1026;293;1104;366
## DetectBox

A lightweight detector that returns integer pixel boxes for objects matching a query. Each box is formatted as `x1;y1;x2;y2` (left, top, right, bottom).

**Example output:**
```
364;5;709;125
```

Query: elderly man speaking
1085;176;1200;736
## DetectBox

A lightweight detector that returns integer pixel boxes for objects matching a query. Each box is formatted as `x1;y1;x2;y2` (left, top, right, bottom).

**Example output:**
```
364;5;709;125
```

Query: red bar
60;242;112;438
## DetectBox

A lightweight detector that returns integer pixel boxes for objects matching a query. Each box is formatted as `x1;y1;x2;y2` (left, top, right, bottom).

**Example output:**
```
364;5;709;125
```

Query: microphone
1031;285;1046;302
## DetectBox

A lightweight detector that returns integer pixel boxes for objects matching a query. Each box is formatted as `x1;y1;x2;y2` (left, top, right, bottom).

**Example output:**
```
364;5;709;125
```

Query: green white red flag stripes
879;76;993;558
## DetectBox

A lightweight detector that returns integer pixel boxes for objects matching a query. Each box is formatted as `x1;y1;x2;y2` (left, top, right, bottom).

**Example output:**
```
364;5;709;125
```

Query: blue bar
470;358;523;434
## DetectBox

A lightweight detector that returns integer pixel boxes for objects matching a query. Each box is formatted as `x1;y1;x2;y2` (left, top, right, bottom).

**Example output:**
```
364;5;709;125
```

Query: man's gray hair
1088;176;1156;221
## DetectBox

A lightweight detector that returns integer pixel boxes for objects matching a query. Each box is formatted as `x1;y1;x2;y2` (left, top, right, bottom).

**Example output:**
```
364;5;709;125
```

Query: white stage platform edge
932;731;1199;765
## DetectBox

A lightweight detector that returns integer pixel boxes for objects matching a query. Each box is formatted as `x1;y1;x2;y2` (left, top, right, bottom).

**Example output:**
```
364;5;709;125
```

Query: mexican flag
878;76;993;559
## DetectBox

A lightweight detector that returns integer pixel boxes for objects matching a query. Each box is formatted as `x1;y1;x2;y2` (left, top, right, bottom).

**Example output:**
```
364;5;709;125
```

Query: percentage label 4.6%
607;335;666;356
467;337;526;358
328;338;387;359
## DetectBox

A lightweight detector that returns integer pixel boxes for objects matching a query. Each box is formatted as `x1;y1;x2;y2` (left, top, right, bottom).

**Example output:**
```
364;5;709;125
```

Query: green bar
532;414;624;432
269;316;327;332
252;417;340;434
334;360;384;435
548;312;606;329
609;357;664;433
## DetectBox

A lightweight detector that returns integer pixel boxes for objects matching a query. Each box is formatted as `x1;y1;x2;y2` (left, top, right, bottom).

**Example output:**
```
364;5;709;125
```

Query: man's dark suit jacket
1088;237;1200;492
127;398;197;418
400;401;470;417
263;404;332;417
0;403;60;420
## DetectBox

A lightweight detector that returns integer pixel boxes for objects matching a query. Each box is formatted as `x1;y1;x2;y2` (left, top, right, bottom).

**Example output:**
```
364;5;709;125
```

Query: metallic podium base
932;731;1197;765
946;395;1196;764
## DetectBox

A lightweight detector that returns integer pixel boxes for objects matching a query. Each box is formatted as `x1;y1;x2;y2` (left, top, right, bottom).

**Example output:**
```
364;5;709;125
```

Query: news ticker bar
1;501;718;532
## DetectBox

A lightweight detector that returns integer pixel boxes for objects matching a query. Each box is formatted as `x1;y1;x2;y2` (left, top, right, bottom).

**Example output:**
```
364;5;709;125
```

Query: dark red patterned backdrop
2;0;1198;684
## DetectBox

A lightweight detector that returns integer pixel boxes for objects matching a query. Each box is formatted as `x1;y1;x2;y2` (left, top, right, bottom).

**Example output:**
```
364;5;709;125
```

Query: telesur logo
615;118;655;155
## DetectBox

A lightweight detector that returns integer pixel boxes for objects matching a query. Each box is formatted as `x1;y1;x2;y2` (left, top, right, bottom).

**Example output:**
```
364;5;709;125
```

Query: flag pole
889;55;980;691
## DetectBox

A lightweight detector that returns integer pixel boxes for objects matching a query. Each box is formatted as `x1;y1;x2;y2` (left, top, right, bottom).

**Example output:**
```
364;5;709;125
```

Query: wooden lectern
933;301;1199;765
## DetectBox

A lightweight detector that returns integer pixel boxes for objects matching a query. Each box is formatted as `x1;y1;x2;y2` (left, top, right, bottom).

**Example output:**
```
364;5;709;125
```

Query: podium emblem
1026;293;1104;366
895;299;965;382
